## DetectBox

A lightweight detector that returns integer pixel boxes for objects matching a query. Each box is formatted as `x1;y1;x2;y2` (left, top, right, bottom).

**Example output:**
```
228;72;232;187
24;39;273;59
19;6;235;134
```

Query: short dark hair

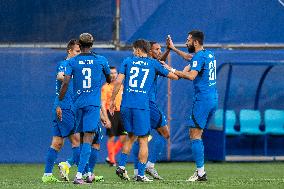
67;39;80;51
133;39;151;53
150;41;158;47
189;30;204;45
110;66;116;70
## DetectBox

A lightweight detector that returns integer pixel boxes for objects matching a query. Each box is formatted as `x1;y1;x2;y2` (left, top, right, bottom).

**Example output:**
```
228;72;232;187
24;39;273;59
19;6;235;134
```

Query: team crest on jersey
193;61;198;67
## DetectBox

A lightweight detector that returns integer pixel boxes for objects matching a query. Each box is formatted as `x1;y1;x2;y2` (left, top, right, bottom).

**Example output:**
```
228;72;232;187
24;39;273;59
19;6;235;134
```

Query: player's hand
56;106;62;121
167;35;175;50
104;119;112;129
183;65;191;72
109;101;115;116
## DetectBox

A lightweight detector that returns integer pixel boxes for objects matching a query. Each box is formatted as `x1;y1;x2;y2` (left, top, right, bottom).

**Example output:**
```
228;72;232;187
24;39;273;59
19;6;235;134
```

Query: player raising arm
164;31;218;182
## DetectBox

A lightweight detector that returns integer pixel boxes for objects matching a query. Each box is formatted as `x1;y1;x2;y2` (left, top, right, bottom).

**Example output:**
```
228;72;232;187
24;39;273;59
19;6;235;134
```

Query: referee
101;66;127;166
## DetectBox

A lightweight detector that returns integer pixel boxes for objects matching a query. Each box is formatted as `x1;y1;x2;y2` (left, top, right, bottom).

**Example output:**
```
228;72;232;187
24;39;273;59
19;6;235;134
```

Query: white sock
119;166;125;170
76;172;82;179
197;166;205;176
44;173;52;176
146;161;155;169
66;161;71;168
134;169;138;176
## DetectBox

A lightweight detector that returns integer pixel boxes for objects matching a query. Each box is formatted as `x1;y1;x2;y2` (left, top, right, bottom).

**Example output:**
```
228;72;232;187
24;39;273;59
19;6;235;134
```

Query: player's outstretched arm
167;36;193;61
100;103;111;129
164;64;197;81
59;75;71;101
159;48;171;62
109;74;125;115
167;72;179;80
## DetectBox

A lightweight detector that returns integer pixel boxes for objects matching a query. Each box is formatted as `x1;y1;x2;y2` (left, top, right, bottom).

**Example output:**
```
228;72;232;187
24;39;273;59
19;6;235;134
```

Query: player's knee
83;132;94;144
189;128;203;139
70;134;80;147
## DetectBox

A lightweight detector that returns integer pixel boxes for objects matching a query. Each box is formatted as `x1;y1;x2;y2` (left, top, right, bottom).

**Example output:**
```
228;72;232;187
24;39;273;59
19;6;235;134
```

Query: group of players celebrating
42;30;218;184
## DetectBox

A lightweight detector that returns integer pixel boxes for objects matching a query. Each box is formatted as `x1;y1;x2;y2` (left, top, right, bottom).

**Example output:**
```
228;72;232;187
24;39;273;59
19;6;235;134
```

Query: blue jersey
65;53;110;108
54;60;73;110
189;50;218;100
119;56;169;110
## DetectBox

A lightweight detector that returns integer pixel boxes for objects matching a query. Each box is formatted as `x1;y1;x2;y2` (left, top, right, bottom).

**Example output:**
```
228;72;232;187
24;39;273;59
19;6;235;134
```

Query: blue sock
119;153;128;167
191;139;204;169
88;148;99;173
78;143;91;173
44;147;58;174
83;164;89;175
67;158;74;166
137;162;146;176
132;141;139;169
72;146;80;166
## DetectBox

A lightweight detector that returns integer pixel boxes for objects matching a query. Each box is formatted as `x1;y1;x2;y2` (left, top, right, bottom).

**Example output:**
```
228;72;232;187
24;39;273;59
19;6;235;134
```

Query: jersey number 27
129;67;149;88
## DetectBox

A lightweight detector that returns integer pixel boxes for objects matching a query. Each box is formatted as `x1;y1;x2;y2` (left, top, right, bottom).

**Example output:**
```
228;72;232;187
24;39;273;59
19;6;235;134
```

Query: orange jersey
101;83;123;111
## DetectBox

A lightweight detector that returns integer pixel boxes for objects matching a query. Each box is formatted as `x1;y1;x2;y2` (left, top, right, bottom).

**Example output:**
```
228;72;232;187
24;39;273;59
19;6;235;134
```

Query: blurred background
0;0;284;163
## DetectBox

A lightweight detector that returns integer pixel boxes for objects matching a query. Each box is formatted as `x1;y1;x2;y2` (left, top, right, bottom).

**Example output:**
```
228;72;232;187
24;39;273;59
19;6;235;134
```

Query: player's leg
133;109;152;182
106;110;116;165
132;141;139;179
74;106;99;184
86;127;104;183
146;103;168;179
57;110;79;181
187;99;217;182
42;136;64;183
113;111;127;158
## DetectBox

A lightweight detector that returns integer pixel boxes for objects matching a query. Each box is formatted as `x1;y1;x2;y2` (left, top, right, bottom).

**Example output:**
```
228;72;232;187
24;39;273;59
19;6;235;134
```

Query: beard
187;45;195;53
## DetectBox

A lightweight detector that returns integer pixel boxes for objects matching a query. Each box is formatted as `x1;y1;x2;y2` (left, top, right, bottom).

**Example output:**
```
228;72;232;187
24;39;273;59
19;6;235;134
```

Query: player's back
120;56;168;110
190;50;218;100
66;53;110;108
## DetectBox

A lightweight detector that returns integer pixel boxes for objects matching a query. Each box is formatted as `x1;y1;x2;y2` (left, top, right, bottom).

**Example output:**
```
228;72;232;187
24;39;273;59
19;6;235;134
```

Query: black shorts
106;111;127;137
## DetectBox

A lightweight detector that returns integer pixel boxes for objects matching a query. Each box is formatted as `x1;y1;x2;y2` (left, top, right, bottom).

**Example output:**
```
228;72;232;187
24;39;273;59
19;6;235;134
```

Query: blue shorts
92;125;103;144
149;101;167;130
53;109;75;138
75;105;101;133
120;107;151;136
188;98;218;129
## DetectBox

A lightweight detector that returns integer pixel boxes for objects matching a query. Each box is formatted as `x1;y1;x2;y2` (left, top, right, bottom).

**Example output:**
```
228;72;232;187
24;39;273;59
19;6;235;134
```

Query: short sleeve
189;54;204;72
65;59;73;76
154;60;169;77
119;58;128;75
102;57;110;76
57;62;65;74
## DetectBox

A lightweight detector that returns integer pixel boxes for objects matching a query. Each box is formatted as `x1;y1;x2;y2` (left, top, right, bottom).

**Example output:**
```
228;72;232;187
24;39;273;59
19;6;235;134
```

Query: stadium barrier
1;48;284;163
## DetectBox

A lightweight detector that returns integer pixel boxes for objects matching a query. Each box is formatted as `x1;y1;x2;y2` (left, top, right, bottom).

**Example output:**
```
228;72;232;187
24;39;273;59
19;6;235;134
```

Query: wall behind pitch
1;48;284;163
0;0;115;42
121;0;284;44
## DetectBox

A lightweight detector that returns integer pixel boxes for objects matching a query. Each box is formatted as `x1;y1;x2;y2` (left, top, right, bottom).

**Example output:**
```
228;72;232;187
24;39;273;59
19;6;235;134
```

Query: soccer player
42;39;81;183
132;41;172;180
101;66;127;166
110;39;178;182
165;30;218;182
58;33;111;184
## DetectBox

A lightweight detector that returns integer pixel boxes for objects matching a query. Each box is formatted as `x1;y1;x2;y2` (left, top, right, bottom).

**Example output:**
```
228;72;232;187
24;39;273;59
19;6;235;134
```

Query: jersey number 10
129;67;149;88
82;68;92;88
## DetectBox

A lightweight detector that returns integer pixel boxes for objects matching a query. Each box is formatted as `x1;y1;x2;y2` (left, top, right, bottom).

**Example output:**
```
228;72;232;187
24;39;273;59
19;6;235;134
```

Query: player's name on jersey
126;88;146;94
79;60;94;65
132;60;148;66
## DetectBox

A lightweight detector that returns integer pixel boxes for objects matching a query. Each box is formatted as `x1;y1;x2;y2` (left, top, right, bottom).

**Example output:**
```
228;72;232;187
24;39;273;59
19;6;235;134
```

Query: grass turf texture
1;162;284;189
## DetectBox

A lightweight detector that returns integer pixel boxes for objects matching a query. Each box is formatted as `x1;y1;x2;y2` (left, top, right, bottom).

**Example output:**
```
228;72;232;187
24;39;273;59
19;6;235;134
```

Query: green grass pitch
1;162;284;189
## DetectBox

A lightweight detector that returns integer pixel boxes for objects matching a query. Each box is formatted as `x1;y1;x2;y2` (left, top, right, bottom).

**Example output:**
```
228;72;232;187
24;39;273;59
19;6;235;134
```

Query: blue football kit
53;60;75;138
65;53;110;133
119;56;169;136
188;49;218;129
